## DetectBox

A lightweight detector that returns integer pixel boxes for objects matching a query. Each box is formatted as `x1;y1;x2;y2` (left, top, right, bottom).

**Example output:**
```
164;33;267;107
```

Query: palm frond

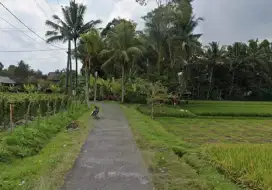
121;50;129;63
127;47;143;56
45;20;61;31
100;49;114;57
101;55;115;69
46;35;65;43
45;30;59;37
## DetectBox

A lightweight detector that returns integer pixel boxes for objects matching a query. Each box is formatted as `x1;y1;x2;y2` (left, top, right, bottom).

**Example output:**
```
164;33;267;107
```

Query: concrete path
61;103;153;190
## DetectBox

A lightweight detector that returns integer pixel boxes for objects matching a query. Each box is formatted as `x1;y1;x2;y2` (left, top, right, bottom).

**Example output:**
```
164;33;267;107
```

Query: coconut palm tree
79;29;103;106
45;13;72;94
203;42;226;99
45;0;101;91
100;20;143;103
66;0;101;89
227;42;248;96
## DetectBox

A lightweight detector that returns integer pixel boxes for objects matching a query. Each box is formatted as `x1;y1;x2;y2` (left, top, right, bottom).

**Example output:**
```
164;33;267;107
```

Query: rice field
158;118;272;144
144;100;272;189
182;100;272;117
203;144;272;189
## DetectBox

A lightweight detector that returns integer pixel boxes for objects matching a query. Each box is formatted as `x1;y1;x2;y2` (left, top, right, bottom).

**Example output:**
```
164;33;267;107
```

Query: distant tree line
44;0;272;101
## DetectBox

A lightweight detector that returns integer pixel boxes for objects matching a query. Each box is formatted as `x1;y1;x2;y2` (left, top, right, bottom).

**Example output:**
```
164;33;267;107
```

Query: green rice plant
182;100;272;117
158;117;272;144
137;104;196;118
203;144;272;189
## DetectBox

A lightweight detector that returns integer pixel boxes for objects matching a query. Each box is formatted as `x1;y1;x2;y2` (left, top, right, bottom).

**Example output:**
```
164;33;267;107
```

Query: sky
0;0;272;74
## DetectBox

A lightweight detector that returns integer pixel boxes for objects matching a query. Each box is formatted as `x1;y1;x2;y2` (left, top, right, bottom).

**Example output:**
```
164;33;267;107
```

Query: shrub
0;104;87;163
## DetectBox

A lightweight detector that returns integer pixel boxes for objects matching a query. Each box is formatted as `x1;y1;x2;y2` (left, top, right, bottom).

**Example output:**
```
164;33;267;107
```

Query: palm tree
46;0;101;92
227;42;248;96
203;42;226;99
79;29;103;106
45;13;72;94
100;20;142;103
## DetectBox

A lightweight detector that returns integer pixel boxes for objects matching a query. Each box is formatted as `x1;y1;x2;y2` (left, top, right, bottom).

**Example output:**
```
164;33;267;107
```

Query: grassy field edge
122;105;239;190
0;110;92;190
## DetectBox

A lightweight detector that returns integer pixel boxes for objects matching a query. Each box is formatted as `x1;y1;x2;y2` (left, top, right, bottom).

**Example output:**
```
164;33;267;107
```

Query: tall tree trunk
85;58;90;108
207;67;213;100
229;71;235;96
68;40;72;96
121;64;125;103
74;39;78;92
65;47;70;94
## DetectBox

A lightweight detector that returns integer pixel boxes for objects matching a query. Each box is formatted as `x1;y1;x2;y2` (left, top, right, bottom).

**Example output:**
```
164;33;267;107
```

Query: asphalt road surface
61;103;153;190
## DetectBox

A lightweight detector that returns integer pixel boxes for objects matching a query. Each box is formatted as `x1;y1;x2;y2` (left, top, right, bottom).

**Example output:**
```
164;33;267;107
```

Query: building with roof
0;76;16;85
47;72;60;83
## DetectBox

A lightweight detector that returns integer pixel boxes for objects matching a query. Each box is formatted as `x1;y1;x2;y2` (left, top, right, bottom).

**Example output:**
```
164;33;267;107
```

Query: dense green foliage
0;109;91;190
0;93;69;128
74;0;272;102
0;103;87;163
0;61;44;83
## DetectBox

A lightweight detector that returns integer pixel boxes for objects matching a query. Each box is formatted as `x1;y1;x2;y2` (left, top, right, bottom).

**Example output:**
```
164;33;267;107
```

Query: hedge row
0;103;88;163
0;93;70;128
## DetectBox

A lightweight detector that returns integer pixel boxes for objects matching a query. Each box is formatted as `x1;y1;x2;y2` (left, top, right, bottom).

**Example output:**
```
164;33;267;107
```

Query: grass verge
122;105;239;190
0;109;92;190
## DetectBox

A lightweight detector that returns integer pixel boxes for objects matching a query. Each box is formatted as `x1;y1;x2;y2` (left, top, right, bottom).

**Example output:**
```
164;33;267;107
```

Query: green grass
158;117;272;144
139;101;272;118
137;104;196;118
0;104;88;163
122;105;239;190
203;144;272;189
157;116;272;189
182;100;272;117
0;110;92;190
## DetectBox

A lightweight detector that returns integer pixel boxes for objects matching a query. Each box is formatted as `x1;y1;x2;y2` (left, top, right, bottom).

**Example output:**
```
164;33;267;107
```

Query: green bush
0;104;87;163
125;91;146;104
